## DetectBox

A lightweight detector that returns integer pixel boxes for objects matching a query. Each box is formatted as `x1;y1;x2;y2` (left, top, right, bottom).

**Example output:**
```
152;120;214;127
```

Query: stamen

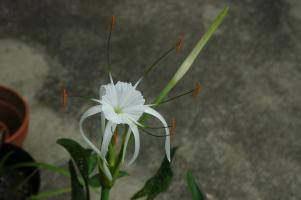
160;82;202;104
140;34;183;79
143;125;172;129
170;117;176;136
161;89;194;104
63;89;68;108
68;95;92;101
107;15;116;72
111;15;116;29
193;82;202;98
140;127;171;138
176;34;183;53
113;128;117;145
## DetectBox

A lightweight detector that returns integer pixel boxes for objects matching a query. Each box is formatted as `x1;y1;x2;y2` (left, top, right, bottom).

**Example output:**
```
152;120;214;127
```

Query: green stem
139;79;176;124
101;188;110;200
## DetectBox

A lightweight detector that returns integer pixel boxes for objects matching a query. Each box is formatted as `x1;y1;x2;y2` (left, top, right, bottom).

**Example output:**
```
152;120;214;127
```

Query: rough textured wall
0;0;300;199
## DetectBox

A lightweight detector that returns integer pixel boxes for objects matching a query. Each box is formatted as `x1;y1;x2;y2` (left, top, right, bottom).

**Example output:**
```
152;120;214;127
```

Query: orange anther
111;15;116;29
170;117;176;136
176;34;183;53
63;89;68;108
193;82;202;98
113;128;117;145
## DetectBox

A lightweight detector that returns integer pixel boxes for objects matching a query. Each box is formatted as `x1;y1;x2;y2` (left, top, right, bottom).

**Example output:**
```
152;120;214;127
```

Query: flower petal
121;127;132;163
100;121;116;157
103;160;112;181
144;106;171;161
127;122;140;165
134;77;142;88
79;105;107;163
101;112;106;134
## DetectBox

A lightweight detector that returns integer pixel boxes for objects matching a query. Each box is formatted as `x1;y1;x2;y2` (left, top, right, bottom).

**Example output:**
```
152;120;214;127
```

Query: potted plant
0;85;29;146
0;133;40;200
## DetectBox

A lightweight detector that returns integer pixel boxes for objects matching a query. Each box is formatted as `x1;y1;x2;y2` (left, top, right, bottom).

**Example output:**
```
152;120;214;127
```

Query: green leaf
68;160;86;200
0;151;15;167
88;174;102;188
27;187;71;200
131;147;178;200
117;170;129;178
88;153;98;175
87;170;128;188
57;138;91;179
11;162;70;177
57;138;92;199
186;169;206;200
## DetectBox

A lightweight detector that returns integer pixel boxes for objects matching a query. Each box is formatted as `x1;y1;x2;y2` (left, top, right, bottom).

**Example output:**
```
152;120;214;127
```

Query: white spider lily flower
79;77;170;180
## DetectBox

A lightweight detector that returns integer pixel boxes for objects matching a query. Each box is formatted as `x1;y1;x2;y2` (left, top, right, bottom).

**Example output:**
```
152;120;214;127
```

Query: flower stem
101;188;110;200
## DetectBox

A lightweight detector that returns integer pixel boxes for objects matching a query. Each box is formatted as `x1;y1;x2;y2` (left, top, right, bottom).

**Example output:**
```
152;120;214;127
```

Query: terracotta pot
0;85;29;146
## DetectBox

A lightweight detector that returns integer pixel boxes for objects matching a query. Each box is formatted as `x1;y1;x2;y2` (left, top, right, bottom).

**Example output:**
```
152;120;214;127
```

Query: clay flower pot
0;85;29;146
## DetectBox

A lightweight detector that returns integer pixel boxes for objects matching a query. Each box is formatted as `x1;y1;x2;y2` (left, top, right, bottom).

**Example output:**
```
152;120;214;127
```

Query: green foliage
57;138;98;200
57;138;96;179
68;160;86;200
117;170;129;178
28;188;71;200
186;169;206;200
131;147;178;200
88;170;129;188
12;162;70;177
88;152;98;175
88;173;102;188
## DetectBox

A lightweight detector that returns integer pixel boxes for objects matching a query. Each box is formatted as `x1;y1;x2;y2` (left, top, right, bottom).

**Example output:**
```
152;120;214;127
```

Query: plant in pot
0;85;29;146
0;132;40;200
27;5;228;200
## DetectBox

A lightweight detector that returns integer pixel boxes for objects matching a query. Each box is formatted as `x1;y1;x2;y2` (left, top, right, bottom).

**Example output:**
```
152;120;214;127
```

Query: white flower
79;76;170;180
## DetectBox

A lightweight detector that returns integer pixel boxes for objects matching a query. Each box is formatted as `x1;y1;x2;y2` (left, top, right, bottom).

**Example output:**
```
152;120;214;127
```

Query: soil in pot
0;168;36;200
0;143;40;200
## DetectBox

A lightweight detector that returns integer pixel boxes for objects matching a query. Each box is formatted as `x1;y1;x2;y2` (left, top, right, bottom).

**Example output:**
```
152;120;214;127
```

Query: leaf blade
68;160;86;200
131;147;178;200
186;169;205;200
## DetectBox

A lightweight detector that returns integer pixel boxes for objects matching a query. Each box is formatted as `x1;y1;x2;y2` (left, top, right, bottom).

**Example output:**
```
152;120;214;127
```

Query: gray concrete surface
0;0;301;199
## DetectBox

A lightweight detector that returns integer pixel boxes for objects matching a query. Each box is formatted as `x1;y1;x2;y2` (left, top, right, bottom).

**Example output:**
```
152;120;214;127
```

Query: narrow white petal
103;160;112;181
109;73;114;84
91;98;101;103
127;123;140;165
134;77;143;88
121;128;132;163
144;107;171;161
101;112;106;134
99;85;106;98
100;121;114;157
79;106;107;164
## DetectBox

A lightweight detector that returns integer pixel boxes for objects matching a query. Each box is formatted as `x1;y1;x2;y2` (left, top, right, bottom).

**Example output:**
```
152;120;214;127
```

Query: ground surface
0;0;301;199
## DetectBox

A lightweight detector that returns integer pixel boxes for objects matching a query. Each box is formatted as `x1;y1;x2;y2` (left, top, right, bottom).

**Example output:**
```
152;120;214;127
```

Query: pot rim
0;85;29;143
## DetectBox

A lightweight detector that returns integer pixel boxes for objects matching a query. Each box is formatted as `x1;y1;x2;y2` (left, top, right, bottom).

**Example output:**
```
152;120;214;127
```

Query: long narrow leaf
11;162;70;177
186;169;205;200
131;147;178;200
153;5;229;107
69;160;86;200
57;138;94;199
27;187;71;200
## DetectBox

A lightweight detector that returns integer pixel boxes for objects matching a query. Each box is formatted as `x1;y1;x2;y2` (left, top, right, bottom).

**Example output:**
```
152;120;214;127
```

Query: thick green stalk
139;79;176;123
139;6;228;124
101;188;110;200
